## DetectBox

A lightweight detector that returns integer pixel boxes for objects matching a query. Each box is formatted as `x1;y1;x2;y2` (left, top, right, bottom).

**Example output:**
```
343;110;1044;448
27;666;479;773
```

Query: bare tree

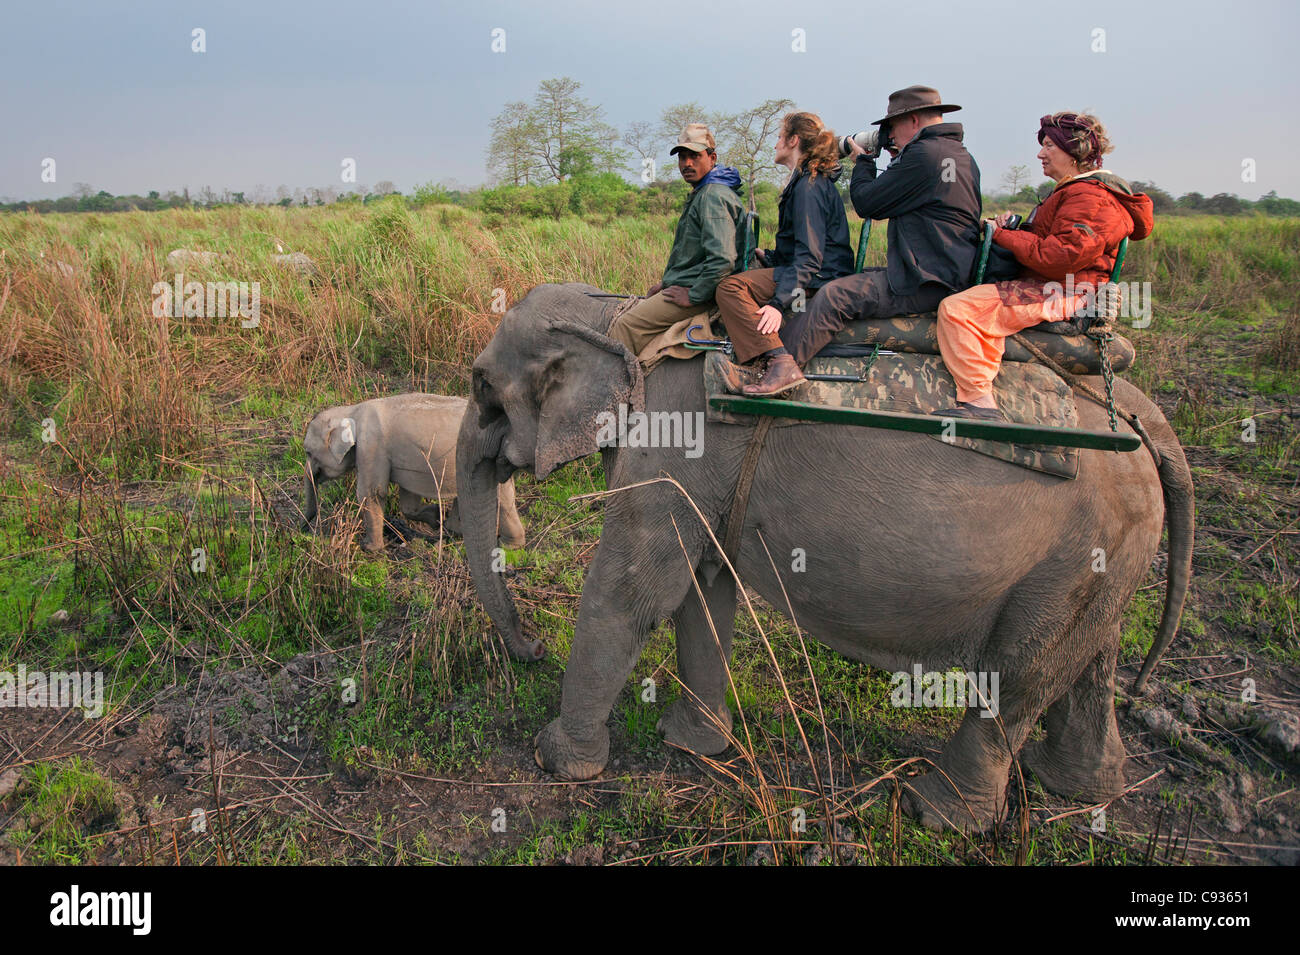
718;97;797;195
624;120;660;180
1001;164;1031;197
373;180;397;196
658;102;728;155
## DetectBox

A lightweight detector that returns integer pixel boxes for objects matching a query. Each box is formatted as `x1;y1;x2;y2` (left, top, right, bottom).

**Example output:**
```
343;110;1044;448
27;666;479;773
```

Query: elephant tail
1132;418;1196;695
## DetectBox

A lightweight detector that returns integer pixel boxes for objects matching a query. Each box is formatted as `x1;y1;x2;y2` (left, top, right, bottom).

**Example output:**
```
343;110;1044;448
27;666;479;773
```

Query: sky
2;0;1297;201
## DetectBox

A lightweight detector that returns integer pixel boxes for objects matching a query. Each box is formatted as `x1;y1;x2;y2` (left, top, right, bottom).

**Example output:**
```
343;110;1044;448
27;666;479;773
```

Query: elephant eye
473;369;506;427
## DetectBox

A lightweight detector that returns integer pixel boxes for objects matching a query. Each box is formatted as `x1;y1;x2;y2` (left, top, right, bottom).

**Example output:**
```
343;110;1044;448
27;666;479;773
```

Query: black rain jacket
765;163;854;310
849;122;982;295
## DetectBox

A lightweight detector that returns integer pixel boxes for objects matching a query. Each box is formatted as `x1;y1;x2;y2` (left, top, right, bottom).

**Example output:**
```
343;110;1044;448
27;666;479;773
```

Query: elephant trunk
456;404;545;662
302;460;318;529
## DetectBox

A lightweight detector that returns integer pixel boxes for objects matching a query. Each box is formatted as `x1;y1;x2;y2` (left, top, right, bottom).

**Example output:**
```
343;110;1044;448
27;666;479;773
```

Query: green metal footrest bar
709;395;1142;452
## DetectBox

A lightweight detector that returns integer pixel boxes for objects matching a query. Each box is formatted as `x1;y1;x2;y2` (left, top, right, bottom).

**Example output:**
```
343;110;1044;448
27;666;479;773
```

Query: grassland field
0;201;1296;865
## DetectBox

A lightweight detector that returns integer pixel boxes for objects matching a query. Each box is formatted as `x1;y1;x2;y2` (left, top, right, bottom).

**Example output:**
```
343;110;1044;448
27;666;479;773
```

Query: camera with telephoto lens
838;125;894;158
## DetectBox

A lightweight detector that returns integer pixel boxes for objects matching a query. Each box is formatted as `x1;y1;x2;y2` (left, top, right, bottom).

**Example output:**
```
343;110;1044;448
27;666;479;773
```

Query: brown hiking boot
742;354;805;398
718;357;763;395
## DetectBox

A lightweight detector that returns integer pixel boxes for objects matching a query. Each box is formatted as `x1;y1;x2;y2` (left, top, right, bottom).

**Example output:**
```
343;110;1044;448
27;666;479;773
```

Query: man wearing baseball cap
608;123;746;359
745;85;982;396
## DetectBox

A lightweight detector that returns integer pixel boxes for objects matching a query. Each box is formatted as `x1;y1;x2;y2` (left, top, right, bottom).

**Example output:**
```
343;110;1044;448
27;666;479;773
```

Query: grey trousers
780;268;950;366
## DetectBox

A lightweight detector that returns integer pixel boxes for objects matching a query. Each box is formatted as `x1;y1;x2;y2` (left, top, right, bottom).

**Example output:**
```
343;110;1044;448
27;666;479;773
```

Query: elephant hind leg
658;563;737;757
903;691;1032;834
399;488;446;529
903;631;1057;833
1022;634;1127;803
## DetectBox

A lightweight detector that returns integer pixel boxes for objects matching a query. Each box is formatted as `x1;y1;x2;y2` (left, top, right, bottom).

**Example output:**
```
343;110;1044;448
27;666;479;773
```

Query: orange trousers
936;283;1085;403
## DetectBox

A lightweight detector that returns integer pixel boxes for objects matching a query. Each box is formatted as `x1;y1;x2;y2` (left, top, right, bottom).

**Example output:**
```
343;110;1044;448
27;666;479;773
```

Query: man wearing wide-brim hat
745;85;983;396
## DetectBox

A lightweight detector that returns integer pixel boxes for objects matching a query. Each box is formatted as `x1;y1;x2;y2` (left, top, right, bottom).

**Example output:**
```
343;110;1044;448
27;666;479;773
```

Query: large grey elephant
456;283;1194;831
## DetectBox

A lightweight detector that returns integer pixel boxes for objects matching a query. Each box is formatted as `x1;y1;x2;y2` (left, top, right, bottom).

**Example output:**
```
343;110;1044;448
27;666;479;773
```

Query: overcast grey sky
3;0;1297;201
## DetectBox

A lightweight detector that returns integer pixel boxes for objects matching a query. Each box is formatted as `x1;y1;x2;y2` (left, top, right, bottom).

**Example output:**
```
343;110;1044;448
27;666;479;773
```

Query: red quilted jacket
993;172;1154;288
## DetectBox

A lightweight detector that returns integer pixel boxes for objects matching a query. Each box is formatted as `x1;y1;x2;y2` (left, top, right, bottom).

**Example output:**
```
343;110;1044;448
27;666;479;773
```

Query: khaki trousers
607;291;712;358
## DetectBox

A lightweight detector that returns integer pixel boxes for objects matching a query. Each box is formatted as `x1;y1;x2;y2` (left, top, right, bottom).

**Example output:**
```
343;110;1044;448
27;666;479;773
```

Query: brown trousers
714;269;785;364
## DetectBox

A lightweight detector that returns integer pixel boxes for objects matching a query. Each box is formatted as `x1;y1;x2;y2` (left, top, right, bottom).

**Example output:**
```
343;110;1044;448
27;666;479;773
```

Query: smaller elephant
303;394;525;552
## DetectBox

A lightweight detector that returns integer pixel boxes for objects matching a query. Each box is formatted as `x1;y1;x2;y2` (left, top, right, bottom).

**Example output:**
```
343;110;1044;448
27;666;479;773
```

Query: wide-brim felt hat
872;85;961;126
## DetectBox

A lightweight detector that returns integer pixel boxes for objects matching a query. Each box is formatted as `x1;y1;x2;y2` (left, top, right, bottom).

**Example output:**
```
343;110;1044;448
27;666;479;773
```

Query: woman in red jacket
934;112;1154;420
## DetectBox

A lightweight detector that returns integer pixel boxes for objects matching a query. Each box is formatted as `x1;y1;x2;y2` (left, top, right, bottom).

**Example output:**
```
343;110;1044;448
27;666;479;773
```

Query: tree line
4;73;1298;219
7;178;1297;221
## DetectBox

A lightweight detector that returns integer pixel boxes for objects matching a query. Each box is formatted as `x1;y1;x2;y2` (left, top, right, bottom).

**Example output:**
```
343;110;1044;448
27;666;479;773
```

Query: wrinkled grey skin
304;394;525;553
457;283;1195;832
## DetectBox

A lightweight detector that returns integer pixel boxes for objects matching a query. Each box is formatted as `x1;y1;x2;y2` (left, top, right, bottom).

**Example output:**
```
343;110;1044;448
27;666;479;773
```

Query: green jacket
660;170;745;304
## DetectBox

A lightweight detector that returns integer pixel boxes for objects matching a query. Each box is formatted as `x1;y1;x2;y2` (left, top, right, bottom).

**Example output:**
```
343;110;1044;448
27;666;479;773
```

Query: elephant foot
1021;741;1126;803
657;697;733;757
534;719;609;781
498;530;526;549
901;771;1007;834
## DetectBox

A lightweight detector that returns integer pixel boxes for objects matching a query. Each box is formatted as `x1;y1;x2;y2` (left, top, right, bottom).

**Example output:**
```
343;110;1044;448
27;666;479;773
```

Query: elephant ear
534;319;644;479
327;416;357;461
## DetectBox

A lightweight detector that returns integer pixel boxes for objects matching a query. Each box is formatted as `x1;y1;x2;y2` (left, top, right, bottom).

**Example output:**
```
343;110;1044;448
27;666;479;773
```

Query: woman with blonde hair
934;111;1154;419
714;111;853;394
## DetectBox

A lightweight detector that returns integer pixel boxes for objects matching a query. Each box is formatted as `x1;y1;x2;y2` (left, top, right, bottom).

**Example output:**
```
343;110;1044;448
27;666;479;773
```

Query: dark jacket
995;171;1154;288
849;122;981;295
764;164;854;310
660;165;746;304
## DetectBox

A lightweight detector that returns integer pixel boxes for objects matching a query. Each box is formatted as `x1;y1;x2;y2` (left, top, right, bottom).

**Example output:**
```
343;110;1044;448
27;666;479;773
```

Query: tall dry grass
0;201;676;478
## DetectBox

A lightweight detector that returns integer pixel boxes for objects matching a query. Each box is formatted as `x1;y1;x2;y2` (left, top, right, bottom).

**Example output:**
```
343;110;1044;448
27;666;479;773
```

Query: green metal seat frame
739;210;759;272
854;219;872;273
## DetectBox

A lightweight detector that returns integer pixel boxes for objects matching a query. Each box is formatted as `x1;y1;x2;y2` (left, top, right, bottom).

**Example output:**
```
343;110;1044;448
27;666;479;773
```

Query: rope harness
1009;282;1163;467
720;416;774;564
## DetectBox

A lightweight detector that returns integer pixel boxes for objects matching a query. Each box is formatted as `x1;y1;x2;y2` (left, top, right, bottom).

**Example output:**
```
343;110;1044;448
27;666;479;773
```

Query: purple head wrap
1038;114;1100;166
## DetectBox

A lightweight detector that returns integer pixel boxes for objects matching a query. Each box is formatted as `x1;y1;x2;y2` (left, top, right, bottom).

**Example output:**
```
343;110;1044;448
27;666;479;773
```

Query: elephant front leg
356;457;390;552
359;495;386;551
536;500;708;781
658;565;737;756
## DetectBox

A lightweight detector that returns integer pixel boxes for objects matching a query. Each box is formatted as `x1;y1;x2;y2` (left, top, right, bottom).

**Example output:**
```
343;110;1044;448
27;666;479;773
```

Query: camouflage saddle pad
704;349;1080;479
832;311;1134;375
